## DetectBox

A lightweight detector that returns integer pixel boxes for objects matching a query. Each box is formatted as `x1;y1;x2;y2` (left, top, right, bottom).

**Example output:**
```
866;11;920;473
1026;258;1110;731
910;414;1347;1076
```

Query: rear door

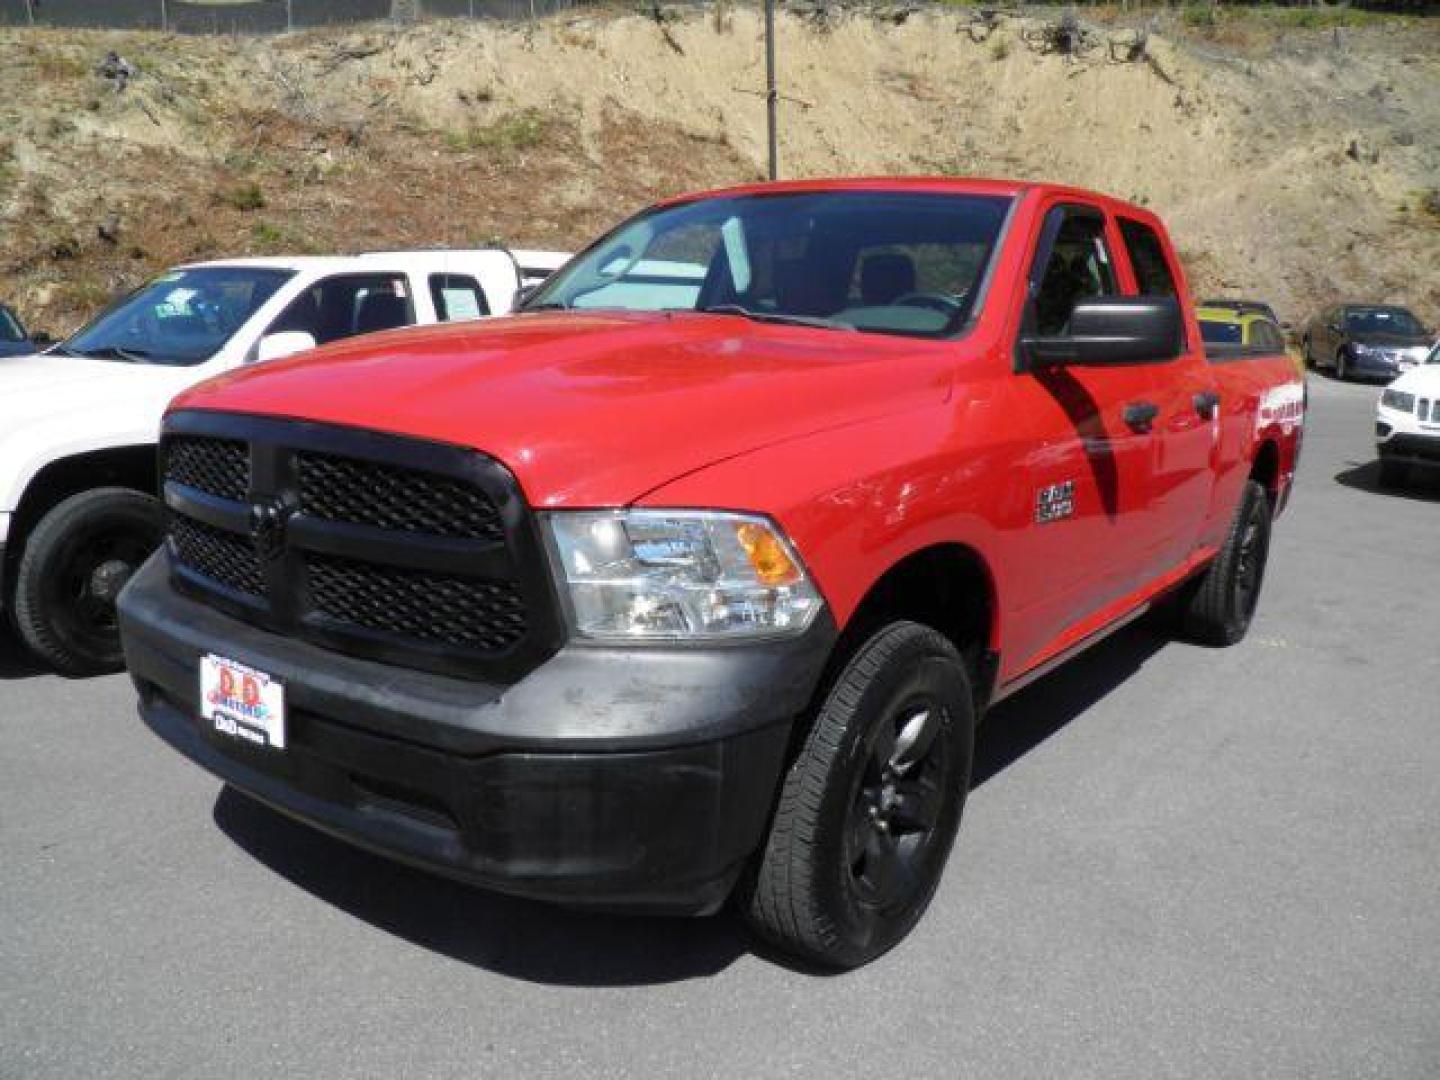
1001;201;1167;671
1116;216;1218;579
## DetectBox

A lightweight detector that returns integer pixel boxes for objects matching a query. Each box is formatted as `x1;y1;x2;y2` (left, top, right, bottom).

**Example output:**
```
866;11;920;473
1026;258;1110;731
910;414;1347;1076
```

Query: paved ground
2;376;1437;1080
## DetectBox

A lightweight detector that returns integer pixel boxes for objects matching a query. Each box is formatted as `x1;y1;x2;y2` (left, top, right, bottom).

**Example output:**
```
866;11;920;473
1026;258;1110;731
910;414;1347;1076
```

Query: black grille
297;452;503;541
307;555;528;651
170;515;264;598
161;413;561;682
167;437;249;502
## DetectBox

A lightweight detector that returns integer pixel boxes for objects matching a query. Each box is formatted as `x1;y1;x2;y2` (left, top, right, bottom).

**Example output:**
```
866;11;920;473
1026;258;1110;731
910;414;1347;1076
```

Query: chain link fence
0;0;584;33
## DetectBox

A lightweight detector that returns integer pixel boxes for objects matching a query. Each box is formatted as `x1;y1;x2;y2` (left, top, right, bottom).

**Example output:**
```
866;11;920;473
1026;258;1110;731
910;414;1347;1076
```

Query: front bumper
1377;429;1440;470
119;554;836;914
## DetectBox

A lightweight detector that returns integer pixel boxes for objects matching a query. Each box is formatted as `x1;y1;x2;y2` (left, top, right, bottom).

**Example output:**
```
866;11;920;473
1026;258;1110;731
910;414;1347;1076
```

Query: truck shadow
1334;460;1440;502
212;619;1170;985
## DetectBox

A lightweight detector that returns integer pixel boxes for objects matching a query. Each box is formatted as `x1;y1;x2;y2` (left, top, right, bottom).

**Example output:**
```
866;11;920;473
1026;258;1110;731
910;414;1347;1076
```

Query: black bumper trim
119;553;837;913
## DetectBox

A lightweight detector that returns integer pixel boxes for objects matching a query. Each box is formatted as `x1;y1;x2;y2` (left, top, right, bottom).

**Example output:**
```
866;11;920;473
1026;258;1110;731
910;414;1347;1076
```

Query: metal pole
764;0;778;180
24;0;34;26
287;0;294;32
159;0;167;32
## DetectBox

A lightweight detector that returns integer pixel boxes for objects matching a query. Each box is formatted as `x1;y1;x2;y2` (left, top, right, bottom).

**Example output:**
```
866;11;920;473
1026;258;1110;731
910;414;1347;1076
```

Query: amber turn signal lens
735;522;802;587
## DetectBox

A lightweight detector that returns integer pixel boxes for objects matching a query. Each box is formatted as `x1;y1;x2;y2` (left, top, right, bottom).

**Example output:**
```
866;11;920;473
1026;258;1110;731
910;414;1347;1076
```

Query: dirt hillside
1;7;1436;333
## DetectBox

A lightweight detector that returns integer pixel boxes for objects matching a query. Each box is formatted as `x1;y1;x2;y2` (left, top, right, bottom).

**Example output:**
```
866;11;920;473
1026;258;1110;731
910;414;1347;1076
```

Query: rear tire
1180;480;1272;647
1378;459;1409;488
740;621;975;969
13;488;164;677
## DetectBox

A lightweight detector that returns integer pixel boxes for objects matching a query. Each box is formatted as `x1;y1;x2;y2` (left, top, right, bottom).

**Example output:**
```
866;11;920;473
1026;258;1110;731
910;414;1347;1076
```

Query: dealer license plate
199;654;286;750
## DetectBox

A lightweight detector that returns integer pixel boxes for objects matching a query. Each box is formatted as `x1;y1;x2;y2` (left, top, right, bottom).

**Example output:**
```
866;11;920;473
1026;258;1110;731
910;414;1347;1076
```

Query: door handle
1123;401;1160;432
1194;391;1221;420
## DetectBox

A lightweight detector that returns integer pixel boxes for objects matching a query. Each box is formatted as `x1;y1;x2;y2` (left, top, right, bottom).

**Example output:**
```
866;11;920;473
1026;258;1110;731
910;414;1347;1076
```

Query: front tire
12;488;164;677
1180;480;1272;647
741;621;975;969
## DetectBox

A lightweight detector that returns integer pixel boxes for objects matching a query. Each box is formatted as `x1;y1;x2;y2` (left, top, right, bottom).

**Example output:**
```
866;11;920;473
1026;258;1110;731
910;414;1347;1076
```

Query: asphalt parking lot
2;375;1437;1079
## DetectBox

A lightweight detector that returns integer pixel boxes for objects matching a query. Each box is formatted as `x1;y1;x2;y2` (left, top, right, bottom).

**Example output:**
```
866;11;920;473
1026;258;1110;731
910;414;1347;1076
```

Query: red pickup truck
118;178;1304;968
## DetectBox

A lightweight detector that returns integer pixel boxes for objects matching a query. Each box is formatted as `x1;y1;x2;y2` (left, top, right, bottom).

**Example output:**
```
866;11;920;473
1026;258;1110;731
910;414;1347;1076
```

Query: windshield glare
65;267;294;366
527;191;1012;338
1345;307;1423;336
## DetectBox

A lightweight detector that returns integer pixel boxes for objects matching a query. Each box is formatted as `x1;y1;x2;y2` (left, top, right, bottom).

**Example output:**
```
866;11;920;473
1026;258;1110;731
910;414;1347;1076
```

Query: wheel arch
829;542;1000;712
5;445;160;594
1250;438;1281;508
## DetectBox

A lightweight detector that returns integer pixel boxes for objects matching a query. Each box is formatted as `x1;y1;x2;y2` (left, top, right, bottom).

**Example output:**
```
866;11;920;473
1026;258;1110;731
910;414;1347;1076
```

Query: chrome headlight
545;510;824;640
1353;343;1382;359
1380;388;1415;413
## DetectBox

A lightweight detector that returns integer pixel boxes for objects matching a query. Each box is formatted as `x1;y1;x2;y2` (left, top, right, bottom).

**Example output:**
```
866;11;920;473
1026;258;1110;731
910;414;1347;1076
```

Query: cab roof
655;176;1151;219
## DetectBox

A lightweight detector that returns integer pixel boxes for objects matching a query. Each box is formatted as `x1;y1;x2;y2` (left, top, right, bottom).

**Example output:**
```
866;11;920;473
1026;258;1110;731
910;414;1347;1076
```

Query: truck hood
0;352;205;509
172;311;954;507
1349;332;1432;349
0;352;199;428
1387;363;1440;395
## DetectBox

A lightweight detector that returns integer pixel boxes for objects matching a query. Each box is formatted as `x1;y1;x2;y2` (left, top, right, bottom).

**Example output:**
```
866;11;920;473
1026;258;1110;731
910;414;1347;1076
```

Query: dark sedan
1304;304;1434;382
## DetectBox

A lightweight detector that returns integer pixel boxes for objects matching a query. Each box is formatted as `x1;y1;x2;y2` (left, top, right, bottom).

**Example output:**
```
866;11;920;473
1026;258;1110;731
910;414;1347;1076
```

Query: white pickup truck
0;247;569;675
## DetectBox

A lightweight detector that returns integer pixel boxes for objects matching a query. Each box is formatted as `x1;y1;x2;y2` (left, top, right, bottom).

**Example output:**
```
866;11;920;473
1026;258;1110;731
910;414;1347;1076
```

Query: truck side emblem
248;499;291;563
1035;480;1075;524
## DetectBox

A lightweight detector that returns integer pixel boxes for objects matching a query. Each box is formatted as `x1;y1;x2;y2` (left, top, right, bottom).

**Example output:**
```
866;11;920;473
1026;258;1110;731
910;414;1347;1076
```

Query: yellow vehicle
1196;305;1305;375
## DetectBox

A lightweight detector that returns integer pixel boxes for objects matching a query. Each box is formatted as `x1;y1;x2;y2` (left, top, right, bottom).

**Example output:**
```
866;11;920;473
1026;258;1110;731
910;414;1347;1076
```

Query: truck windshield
1345;307;1423;336
526;190;1012;338
61;267;295;366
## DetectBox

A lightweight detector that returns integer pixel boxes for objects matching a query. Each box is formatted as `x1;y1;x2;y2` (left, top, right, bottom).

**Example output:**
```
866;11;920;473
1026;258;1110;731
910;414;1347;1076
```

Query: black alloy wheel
741;621;975;969
1179;479;1272;647
845;699;953;910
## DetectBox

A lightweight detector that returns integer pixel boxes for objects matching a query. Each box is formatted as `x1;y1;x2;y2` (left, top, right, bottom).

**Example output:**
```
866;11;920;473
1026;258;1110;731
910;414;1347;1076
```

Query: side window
269;274;414;346
1031;209;1117;336
1118;219;1178;297
430;274;490;322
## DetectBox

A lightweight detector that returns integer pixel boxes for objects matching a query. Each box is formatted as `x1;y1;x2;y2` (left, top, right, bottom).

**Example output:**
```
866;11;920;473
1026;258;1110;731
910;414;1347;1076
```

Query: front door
1000;202;1166;676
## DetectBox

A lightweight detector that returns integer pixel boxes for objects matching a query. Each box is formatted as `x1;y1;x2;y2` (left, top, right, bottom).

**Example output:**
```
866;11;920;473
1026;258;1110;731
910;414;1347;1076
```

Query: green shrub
222;182;266;212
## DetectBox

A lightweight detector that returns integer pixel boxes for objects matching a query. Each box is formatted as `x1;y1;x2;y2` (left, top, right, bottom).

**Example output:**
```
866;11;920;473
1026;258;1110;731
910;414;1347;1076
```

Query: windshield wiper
72;345;152;363
524;302;570;312
699;304;855;332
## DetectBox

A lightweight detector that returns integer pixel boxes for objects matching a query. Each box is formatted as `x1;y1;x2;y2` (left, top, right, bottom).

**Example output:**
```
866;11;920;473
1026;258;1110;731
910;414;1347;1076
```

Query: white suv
0;248;568;675
1376;340;1440;486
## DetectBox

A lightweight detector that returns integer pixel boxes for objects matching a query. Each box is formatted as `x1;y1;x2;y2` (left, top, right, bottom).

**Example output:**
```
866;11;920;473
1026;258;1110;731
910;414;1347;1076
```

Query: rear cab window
1118;215;1187;352
430;274;490;322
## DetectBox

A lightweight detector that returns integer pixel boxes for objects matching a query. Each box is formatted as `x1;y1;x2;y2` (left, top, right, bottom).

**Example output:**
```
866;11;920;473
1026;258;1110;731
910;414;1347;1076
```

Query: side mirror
1328;323;1342;333
1021;296;1183;369
512;284;539;312
254;331;316;364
